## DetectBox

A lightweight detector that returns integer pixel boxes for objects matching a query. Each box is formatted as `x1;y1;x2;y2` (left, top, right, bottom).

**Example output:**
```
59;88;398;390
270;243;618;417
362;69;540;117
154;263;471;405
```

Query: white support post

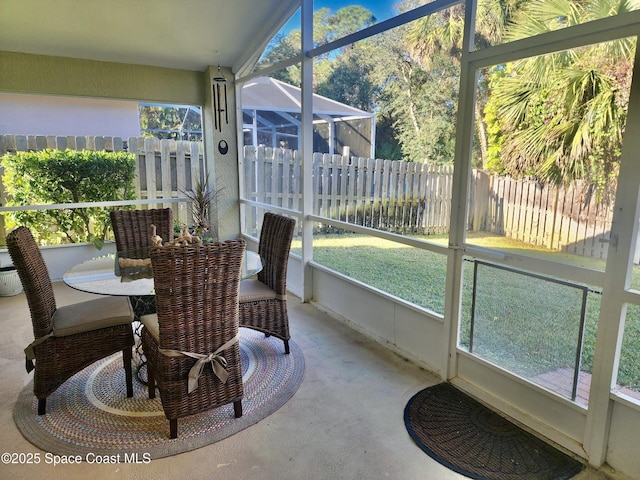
301;0;314;303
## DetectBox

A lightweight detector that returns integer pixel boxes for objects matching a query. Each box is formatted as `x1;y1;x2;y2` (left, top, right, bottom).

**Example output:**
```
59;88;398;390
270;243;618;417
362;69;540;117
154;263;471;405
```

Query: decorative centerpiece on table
163;225;203;246
179;172;225;244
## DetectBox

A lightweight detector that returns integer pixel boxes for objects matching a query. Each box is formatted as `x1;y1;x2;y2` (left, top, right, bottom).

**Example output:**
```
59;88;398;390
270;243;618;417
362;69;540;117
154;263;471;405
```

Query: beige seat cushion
52;296;133;337
239;279;276;302
140;313;159;341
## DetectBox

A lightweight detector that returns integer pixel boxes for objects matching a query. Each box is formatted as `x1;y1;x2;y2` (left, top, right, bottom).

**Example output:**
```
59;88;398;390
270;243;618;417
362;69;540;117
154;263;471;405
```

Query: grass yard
291;231;640;394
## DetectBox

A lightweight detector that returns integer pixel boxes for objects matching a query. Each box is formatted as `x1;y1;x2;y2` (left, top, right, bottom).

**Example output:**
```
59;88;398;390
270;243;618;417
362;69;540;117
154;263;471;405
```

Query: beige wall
0;51;205;104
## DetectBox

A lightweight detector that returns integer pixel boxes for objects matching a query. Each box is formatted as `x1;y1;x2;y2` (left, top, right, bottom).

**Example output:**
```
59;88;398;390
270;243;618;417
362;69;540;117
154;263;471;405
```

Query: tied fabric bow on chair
159;333;240;393
140;240;246;439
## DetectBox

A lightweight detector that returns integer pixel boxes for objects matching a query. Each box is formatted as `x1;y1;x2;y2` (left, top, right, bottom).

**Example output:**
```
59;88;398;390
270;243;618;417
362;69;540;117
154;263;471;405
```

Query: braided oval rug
14;328;304;459
404;383;584;480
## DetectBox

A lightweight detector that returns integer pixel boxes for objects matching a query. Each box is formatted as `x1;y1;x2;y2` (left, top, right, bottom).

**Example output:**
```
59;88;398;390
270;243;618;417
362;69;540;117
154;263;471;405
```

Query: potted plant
0;258;23;296
180;172;224;243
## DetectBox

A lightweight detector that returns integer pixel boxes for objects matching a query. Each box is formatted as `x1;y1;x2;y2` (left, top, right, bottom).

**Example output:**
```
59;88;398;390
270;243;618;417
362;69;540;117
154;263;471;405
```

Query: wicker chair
110;208;174;320
110;208;174;252
140;239;246;439
239;212;296;354
6;226;135;415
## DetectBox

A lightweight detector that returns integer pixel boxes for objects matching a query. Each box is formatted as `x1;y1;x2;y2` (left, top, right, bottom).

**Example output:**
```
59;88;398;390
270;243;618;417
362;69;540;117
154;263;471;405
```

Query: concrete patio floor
0;282;628;480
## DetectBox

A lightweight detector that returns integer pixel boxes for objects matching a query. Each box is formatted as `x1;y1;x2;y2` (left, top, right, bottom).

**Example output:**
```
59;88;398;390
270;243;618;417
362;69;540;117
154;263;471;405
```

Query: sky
317;0;400;22
281;0;401;34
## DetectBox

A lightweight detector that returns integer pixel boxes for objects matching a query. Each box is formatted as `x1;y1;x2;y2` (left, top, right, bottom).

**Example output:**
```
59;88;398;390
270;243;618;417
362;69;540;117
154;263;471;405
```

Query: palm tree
407;0;519;167
487;0;638;196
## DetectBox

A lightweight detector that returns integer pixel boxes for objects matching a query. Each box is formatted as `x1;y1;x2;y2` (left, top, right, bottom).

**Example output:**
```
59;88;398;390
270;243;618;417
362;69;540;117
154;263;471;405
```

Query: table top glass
63;248;262;297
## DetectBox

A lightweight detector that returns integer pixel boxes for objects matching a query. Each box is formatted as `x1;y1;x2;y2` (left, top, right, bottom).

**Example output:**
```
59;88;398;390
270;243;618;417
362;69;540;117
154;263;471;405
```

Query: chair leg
170;419;178;439
37;398;46;415
284;339;290;355
234;400;243;418
123;347;133;398
147;367;156;399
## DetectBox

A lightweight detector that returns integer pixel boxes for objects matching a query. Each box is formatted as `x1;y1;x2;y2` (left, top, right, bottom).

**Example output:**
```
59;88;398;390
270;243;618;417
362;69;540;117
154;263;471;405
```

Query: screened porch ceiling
0;0;299;74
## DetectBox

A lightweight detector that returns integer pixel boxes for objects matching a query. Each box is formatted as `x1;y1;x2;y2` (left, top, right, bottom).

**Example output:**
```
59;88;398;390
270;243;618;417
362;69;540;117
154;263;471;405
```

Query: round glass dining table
63;248;262;296
63;247;262;385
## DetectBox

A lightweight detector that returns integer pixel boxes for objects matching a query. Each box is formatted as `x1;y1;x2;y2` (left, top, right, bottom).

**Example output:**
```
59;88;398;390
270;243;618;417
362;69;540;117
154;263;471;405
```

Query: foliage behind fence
0;135;204;244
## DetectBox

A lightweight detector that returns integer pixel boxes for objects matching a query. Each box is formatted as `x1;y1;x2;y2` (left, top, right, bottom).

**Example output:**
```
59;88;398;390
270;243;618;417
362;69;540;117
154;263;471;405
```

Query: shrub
1;149;136;247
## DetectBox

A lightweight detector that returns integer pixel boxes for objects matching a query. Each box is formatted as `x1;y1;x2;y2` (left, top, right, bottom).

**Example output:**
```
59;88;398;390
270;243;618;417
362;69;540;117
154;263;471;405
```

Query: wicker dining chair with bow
6;226;135;415
239;212;296;354
140;239;246;439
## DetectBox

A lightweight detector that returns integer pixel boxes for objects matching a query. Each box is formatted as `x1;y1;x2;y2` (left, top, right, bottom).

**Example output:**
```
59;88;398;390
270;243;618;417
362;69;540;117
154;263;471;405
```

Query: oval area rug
404;383;584;480
14;328;304;459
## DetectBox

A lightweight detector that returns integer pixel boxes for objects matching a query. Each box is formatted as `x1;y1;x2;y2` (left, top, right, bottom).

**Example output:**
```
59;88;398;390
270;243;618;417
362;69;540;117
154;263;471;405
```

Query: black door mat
404;383;584;480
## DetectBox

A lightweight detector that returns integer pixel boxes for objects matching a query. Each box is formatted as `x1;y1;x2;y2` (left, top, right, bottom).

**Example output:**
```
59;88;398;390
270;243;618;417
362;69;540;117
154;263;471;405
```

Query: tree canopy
139;105;202;141
247;0;639;197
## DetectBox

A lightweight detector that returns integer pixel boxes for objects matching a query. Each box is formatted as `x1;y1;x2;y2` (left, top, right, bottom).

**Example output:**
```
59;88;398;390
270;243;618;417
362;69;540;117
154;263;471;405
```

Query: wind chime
212;53;228;133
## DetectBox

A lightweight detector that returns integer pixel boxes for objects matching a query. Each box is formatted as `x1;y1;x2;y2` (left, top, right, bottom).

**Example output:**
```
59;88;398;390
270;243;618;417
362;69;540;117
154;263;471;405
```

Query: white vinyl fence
0;135;616;260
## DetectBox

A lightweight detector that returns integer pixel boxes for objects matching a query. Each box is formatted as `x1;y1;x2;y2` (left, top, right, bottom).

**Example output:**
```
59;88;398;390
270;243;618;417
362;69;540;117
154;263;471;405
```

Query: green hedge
1;149;136;247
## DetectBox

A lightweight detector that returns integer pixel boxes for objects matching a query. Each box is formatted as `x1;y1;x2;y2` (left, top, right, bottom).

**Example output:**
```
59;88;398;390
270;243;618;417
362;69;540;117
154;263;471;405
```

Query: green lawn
292;232;640;394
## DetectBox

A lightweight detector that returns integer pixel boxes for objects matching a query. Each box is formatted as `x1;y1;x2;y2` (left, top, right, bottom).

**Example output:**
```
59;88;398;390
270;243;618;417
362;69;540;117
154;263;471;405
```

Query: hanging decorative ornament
212;51;228;133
